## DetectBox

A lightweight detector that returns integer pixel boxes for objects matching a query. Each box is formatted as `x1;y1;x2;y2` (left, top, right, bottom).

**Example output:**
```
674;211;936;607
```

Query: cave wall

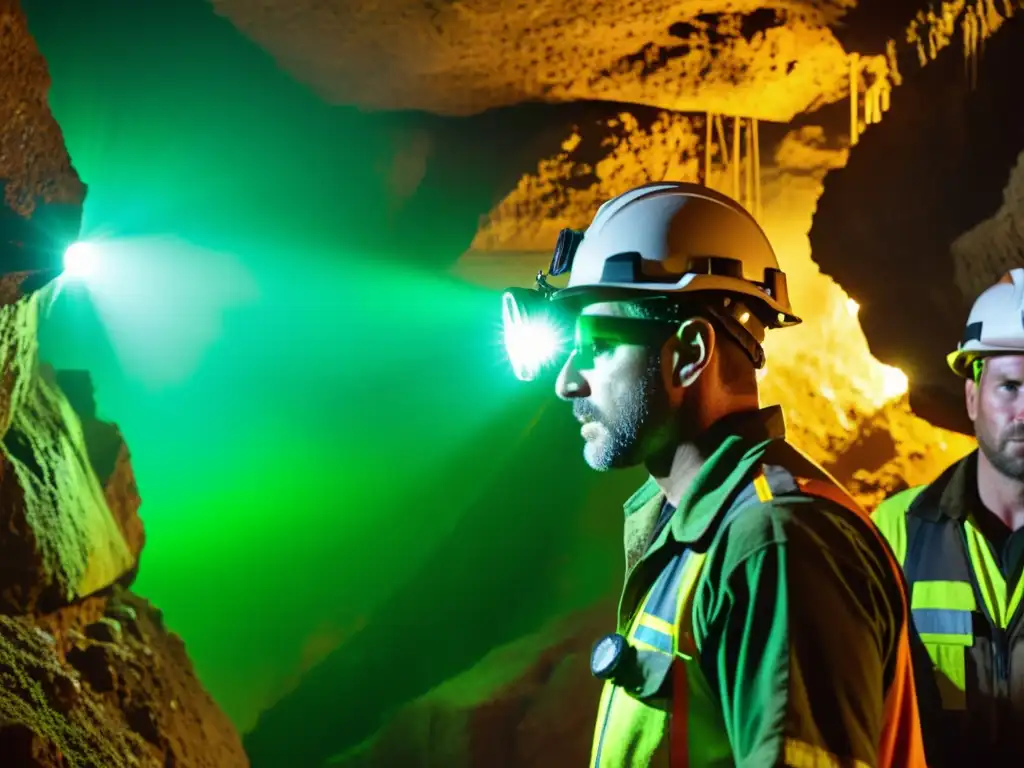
810;10;1024;434
0;1;249;764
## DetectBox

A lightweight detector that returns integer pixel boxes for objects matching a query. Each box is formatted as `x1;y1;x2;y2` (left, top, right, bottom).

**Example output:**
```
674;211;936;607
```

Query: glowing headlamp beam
501;290;563;381
62;241;99;281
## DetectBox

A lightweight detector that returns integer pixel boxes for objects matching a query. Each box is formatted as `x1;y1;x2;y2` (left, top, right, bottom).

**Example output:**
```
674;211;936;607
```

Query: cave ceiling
209;0;905;121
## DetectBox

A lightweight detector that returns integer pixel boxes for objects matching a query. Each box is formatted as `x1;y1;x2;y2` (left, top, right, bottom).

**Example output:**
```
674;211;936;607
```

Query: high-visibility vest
873;459;1024;762
590;463;927;767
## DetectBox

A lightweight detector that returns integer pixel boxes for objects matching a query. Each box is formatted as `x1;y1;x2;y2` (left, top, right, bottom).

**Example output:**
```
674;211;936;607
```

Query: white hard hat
948;268;1024;377
551;182;800;329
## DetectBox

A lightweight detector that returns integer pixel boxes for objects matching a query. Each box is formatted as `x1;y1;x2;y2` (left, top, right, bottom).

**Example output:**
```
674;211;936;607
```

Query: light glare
63;241;99;280
504;320;560;381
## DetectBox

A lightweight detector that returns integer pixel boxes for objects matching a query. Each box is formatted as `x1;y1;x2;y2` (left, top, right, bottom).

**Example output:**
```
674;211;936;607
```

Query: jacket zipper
992;627;1009;681
959;525;1011;693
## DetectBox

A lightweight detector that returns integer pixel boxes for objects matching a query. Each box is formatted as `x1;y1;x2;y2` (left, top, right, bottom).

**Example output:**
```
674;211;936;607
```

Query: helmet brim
947;344;1024;378
550;278;802;327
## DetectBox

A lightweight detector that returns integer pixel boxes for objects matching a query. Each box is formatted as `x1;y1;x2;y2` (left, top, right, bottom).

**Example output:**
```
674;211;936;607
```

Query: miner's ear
670;317;715;388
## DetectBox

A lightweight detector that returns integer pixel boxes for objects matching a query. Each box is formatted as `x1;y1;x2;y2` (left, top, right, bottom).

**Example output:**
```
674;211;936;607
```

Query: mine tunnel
0;0;1022;765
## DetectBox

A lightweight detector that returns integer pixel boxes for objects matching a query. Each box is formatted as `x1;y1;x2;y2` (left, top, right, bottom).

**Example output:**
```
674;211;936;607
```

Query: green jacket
874;450;1024;766
590;406;922;767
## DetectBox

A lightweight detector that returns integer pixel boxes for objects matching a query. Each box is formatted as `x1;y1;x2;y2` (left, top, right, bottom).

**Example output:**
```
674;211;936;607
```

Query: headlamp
500;285;569;381
499;227;585;381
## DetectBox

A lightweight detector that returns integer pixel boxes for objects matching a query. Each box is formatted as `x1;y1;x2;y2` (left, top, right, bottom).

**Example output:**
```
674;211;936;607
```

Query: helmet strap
703;304;766;370
972;357;985;383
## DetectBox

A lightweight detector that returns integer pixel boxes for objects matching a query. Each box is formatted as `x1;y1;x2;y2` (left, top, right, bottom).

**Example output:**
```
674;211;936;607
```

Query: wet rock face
327;600;615;768
0;1;132;616
0;365;143;614
810;14;1024;434
211;0;860;120
0;4;247;765
0;587;249;768
0;0;83;271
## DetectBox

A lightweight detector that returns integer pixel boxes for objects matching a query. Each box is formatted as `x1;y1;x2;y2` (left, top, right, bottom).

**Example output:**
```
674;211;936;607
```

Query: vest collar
910;450;978;522
622;406;786;553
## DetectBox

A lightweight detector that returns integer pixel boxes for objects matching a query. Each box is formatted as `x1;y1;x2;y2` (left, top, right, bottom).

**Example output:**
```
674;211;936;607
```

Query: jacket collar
910;450;977;522
622;405;786;552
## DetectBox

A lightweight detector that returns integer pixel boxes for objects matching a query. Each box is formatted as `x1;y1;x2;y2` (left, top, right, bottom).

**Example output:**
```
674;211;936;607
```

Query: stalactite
977;0;990;52
715;114;729;177
849;53;860;146
752;118;761;222
887;39;904;86
745;118;754;212
732;116;741;200
703;113;712;188
963;6;978;88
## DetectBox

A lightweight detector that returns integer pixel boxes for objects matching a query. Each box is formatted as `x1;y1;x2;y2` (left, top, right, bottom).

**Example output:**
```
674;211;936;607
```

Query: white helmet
550;181;800;329
500;182;799;380
948;267;1024;377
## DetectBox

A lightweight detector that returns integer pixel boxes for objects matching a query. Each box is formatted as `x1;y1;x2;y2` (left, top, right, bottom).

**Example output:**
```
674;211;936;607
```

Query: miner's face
554;302;682;471
968;355;1024;481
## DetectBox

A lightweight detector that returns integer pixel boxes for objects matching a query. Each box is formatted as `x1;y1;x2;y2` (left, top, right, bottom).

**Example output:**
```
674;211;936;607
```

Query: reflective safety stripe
591;549;697;766
871;486;925;566
783;739;872;768
910;580;976;611
634;624;673;654
910;580;975;643
911;608;972;638
964;516;1024;628
753;472;773;502
638;613;675;637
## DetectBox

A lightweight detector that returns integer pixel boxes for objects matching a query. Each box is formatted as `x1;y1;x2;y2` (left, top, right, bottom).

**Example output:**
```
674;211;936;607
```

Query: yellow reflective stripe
871;486;925;566
783;738;871;768
911;580;976;611
753;472;773;502
964;520;1002;624
1008;572;1024;622
629;589;670;654
637;613;674;636
919;632;972;645
964;517;1022;628
672;552;707;656
630;638;663;653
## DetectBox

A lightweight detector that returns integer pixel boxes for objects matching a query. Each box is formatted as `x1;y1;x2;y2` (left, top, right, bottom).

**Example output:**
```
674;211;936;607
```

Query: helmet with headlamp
500;181;801;380
946;268;1024;381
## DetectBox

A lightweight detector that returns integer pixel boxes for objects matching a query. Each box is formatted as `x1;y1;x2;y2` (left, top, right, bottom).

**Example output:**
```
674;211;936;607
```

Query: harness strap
797;478;927;768
670;660;689;767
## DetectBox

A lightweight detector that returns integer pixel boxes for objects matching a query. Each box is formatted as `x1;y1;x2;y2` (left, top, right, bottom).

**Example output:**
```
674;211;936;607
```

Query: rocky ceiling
209;0;913;121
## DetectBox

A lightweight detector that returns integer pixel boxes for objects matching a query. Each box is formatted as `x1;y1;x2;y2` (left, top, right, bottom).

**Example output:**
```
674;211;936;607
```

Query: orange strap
670;658;689;768
797;477;928;768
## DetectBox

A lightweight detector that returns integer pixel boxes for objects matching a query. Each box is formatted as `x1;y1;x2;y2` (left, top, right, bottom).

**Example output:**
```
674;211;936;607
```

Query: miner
499;181;926;766
874;268;1024;767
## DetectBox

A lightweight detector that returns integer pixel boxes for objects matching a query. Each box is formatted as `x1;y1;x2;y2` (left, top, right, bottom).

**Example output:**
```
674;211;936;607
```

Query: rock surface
0;0;83;276
211;0;865;120
326;599;615;768
0;586;247;768
810;10;1024;434
0;2;247;764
